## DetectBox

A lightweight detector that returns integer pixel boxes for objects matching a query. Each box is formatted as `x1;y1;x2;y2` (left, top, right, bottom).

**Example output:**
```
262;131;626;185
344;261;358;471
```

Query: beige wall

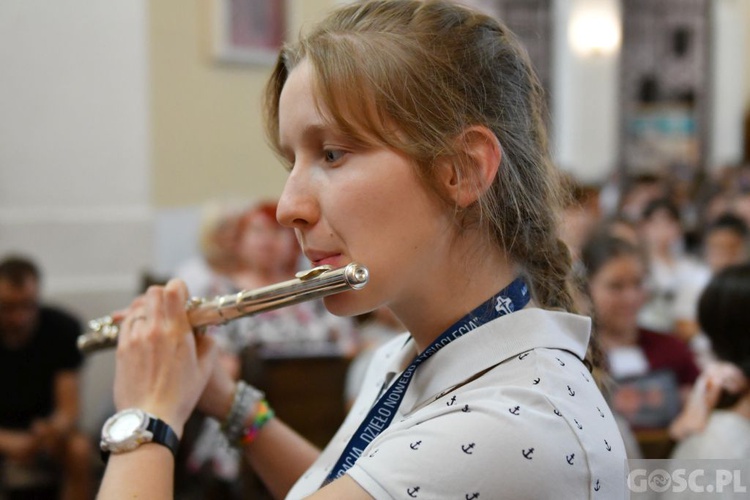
150;0;338;208
150;0;750;206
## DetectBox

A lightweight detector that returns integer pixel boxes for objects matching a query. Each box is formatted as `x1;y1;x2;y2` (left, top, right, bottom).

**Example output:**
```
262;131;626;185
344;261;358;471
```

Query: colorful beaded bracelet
222;381;265;444
238;399;275;446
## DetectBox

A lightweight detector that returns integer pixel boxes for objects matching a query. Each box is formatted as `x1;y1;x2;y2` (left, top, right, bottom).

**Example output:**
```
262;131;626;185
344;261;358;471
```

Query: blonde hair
264;0;574;311
197;199;245;269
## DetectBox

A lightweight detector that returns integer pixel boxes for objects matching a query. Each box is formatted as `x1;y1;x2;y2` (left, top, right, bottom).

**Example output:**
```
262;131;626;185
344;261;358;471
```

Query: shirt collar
385;308;591;414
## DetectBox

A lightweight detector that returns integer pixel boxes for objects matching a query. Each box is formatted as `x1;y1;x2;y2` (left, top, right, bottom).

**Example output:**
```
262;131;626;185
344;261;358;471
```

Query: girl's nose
276;166;319;230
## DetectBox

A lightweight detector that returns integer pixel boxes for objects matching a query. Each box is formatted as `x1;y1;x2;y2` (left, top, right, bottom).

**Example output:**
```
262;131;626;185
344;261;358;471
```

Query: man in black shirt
0;256;93;499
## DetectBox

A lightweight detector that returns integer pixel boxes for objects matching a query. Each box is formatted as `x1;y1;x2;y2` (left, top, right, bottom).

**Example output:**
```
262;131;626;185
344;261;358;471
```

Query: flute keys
295;265;334;280
78;315;119;353
88;315;113;333
185;297;205;310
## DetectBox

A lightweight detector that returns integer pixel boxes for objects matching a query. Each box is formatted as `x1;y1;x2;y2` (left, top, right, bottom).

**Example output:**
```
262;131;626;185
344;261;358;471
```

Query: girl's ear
438;126;502;208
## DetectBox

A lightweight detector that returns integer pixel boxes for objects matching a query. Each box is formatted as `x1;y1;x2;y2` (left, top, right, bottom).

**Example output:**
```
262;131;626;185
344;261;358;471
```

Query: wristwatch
100;408;180;463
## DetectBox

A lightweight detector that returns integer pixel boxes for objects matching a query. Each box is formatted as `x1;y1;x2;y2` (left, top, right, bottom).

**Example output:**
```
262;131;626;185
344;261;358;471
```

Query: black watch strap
147;416;180;458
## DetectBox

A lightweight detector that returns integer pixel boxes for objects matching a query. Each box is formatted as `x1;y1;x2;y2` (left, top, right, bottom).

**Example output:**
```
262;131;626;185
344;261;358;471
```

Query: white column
0;0;152;310
708;0;747;169
552;0;622;185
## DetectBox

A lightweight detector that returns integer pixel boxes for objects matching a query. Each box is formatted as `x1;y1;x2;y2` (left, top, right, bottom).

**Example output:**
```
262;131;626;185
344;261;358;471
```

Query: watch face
107;410;145;442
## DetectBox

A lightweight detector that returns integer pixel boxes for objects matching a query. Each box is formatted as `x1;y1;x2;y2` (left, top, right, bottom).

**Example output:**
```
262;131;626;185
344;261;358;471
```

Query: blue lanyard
323;277;530;484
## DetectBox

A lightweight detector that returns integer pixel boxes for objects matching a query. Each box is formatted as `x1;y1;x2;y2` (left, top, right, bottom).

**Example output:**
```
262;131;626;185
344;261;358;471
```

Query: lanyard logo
494;295;514;315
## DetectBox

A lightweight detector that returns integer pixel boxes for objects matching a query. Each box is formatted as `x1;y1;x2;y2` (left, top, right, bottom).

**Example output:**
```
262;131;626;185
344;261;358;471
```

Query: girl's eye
323;149;345;164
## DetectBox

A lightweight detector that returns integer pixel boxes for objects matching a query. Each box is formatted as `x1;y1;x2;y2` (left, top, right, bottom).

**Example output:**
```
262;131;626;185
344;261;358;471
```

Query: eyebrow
279;123;326;149
278;122;336;155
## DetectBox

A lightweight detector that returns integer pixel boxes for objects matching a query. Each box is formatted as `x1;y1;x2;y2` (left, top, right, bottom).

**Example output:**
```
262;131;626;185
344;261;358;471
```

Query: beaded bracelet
222;381;265;444
238;399;275;447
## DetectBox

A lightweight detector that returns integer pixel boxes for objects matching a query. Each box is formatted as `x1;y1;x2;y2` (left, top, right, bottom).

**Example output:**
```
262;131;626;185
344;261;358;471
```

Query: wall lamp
569;4;622;57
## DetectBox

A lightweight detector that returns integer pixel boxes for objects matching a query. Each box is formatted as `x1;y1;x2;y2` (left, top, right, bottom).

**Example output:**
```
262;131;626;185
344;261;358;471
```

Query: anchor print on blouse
375;310;617;496
520;353;615;495
462;442;476;455
407;486;482;499
520;382;609;492
445;396;472;414
560;368;617;496
403;430;480;498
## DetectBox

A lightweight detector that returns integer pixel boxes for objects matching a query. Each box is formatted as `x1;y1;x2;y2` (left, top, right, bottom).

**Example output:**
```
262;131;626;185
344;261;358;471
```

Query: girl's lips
307;252;343;268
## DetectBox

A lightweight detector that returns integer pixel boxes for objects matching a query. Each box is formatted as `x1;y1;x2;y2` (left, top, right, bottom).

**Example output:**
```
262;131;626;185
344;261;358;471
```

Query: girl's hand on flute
113;279;219;438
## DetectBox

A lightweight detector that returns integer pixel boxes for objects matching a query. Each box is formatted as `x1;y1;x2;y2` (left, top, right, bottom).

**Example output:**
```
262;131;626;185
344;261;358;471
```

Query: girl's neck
391;248;520;354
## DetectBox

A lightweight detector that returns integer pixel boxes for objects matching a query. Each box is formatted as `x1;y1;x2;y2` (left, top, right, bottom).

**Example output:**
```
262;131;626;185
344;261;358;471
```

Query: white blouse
287;308;628;499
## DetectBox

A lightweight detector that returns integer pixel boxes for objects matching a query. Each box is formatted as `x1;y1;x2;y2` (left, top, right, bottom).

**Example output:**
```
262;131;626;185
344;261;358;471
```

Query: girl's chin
322;291;377;318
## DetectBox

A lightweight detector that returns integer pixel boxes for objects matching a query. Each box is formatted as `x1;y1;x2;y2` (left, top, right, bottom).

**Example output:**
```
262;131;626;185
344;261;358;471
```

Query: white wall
0;0;151;432
708;0;747;169
552;0;622;185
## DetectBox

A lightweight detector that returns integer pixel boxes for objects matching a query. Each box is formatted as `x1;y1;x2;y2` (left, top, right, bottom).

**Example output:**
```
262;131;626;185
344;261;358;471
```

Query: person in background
730;188;750;231
581;234;699;434
173;199;245;298
218;200;357;355
228;200;300;291
702;212;749;274
670;263;750;459
97;2;627;498
617;172;668;224
571;216;642;317
637;198;711;340
558;177;601;265
601;215;641;248
683;213;750;370
0;256;93;500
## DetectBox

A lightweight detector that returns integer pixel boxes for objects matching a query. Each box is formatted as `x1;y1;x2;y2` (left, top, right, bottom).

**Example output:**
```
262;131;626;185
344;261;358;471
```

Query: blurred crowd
561;162;750;461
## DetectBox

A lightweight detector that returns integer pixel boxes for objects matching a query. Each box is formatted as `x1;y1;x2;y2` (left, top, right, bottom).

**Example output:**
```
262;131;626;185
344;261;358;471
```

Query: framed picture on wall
213;0;285;65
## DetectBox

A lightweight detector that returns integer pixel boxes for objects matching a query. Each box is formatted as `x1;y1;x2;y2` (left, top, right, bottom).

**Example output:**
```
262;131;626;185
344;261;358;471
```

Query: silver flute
77;262;369;354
